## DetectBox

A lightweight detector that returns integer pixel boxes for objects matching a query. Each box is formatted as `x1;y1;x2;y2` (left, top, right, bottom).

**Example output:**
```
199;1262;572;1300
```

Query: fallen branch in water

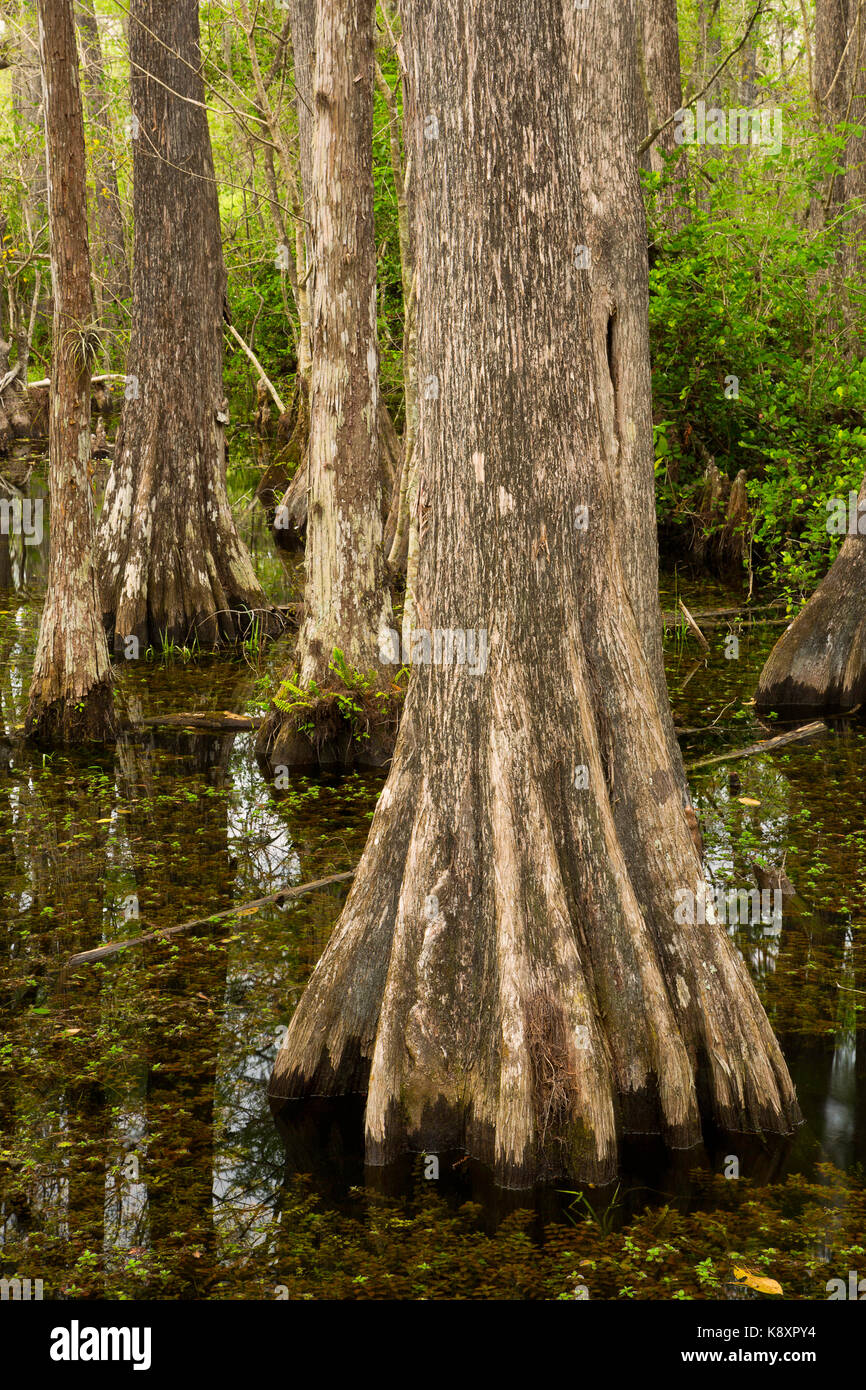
65;871;356;967
686;719;827;772
135;711;263;732
661;601;785;627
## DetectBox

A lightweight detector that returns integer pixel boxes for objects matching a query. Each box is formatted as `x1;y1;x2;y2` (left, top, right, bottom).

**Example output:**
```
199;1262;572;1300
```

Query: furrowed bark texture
75;2;130;337
574;0;684;790
641;0;685;197
812;0;852;221
290;0;316;285
258;0;392;765
756;475;866;714
26;0;114;744
270;0;799;1186
96;0;277;651
842;0;866;283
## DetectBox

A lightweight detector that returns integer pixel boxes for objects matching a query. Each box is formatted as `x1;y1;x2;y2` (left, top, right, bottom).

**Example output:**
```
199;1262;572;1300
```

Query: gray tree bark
26;0;115;744
258;0;394;769
96;0;278;651
270;0;799;1186
641;0;685;194
74;2;130;345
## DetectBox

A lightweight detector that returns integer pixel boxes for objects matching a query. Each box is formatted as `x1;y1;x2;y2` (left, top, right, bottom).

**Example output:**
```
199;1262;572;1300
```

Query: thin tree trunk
74;2;130;348
699;0;724;96
740;11;760;105
842;0;866;286
270;0;799;1187
11;2;48;228
288;0;315;380
641;0;686;220
26;0;114;744
813;0;851;221
96;0;278;651
258;0;393;769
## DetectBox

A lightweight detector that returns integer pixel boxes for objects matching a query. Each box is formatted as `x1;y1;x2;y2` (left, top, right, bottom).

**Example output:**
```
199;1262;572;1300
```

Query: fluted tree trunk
75;1;130;348
258;0;393;769
270;0;799;1187
95;0;278;651
26;0;114;744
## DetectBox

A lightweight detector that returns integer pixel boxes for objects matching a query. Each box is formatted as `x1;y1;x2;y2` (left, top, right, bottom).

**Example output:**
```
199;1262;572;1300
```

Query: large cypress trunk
270;0;799;1186
26;0;114;744
95;0;278;651
257;0;393;769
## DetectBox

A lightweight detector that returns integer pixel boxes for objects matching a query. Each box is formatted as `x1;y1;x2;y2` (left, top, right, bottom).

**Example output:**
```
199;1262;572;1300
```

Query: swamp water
1;475;865;1299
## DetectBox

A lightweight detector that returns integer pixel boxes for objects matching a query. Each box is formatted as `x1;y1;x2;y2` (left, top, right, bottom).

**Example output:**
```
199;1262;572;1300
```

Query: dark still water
2;493;865;1298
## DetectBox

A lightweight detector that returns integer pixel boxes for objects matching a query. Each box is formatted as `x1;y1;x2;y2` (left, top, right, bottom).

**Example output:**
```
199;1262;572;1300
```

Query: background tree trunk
696;0;723;97
641;0;686;215
258;0;393;769
842;0;866;289
756;472;866;714
75;1;130;350
290;0;316;336
96;0;278;652
813;0;851;223
270;0;799;1187
26;0;114;744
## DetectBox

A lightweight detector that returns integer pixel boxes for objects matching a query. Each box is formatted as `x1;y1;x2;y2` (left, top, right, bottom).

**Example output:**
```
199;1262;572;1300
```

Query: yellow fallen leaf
732;1266;783;1295
737;797;761;806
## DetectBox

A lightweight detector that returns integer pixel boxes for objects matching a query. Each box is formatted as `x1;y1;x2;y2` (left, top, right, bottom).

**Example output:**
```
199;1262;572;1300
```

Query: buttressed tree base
270;0;800;1187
